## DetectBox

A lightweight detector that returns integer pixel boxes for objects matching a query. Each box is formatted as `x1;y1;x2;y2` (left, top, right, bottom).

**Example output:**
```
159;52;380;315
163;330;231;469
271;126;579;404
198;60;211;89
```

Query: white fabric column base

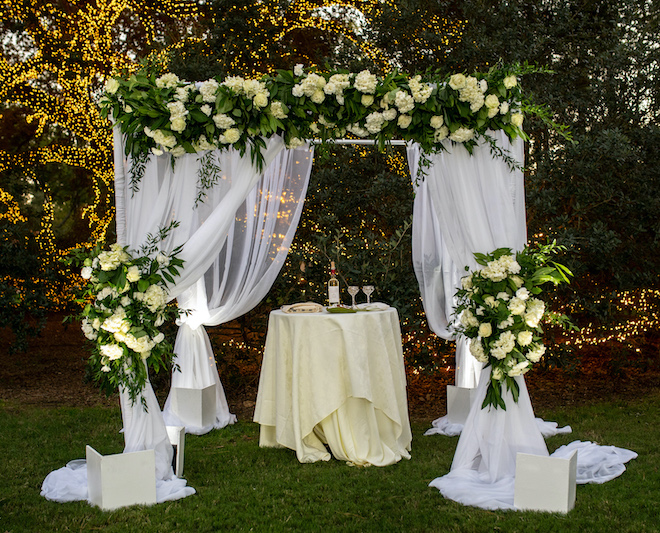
163;323;237;435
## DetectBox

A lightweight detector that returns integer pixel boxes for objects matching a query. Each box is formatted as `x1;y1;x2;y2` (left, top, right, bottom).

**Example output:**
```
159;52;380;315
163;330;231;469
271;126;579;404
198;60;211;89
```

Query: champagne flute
347;286;359;308
362;285;374;304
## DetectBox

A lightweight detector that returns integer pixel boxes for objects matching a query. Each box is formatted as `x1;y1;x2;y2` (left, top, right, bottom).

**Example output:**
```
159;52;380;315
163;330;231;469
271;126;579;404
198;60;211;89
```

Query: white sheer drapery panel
162;146;315;434
428;367;637;510
114;129;286;301
408;132;526;391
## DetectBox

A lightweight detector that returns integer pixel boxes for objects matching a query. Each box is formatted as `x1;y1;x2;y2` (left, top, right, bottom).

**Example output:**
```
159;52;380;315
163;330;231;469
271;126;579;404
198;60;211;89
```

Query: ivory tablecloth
254;308;412;466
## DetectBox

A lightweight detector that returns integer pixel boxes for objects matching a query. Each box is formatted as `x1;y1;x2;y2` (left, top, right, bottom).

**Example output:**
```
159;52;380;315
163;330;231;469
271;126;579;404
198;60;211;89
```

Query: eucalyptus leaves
455;243;575;410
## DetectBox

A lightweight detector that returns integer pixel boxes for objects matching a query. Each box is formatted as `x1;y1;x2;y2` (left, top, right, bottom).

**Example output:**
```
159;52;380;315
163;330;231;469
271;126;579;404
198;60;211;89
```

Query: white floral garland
100;62;535;171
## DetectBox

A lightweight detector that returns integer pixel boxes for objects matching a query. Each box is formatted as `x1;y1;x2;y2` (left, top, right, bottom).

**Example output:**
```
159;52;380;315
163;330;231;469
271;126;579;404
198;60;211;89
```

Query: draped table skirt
254;308;412;466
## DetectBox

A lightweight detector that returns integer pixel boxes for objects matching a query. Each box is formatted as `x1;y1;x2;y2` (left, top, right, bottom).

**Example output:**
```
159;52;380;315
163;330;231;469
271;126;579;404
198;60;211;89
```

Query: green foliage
1;394;659;531
0;217;51;353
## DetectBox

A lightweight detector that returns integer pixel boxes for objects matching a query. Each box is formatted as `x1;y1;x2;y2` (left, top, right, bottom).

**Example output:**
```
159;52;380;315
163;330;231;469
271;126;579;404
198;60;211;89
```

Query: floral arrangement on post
67;241;184;409
454;243;575;410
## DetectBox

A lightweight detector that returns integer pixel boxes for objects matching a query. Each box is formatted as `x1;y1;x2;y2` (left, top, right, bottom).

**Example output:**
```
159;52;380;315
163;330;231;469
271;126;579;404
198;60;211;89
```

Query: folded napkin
355;302;390;311
281;302;324;313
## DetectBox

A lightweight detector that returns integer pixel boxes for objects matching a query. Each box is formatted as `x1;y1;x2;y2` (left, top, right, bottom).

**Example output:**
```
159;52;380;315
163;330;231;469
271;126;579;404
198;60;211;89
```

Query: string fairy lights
1;1;657;359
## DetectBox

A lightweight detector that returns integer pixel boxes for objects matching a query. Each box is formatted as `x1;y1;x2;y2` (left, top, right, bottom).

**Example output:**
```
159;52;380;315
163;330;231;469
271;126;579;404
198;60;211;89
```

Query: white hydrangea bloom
517;330;533;346
508;360;530;377
354;70;377;94
270;101;289;119
449;127;475;143
155;73;180;89
199;79;219;102
213;113;236;129
100;343;124;361
469;338;488;363
508;296;526;315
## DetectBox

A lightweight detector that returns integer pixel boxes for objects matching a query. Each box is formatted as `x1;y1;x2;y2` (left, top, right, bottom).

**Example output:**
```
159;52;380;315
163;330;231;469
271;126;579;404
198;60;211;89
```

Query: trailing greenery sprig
454;242;576;410
66;243;184;409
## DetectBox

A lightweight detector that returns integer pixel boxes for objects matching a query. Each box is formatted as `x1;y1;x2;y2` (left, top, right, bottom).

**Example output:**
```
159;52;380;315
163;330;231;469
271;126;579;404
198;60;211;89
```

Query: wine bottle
328;261;340;307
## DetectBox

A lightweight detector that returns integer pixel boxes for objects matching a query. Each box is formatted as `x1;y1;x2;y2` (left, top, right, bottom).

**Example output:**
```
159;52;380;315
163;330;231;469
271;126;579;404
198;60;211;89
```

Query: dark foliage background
2;0;659;372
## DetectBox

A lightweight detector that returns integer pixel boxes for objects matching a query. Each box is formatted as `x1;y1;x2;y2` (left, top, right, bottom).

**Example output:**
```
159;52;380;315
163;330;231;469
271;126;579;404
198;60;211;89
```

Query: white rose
222;128;241;144
511;113;524;128
200;104;213;116
151;147;164;156
496;291;510;301
491;367;504;381
126;265;140;283
153;332;165;344
294;64;304;76
105;78;120;94
485;94;500;109
430;115;444;129
81;266;93;279
170;117;186;132
156;253;170;267
503;75;518;89
361;94;374;107
397;114;412;129
499;101;510;115
449;73;466;90
478;323;492;338
253;92;269;108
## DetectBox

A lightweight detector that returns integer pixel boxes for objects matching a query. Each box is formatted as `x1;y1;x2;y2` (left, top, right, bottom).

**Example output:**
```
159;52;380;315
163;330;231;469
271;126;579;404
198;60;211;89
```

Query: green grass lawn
1;392;658;532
